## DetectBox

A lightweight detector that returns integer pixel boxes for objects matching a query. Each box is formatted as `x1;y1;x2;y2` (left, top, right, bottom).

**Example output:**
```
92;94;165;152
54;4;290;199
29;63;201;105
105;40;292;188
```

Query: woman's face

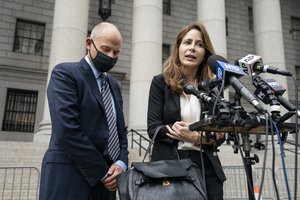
179;29;205;70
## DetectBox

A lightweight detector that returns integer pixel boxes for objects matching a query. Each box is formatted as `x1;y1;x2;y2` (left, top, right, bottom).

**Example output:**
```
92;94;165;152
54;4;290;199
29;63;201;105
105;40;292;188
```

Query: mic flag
237;54;263;75
237;54;293;76
264;79;286;95
207;55;247;88
216;60;247;87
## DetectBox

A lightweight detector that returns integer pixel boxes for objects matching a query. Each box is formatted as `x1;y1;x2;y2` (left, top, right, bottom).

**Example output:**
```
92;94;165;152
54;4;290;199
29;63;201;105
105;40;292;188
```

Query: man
39;22;128;200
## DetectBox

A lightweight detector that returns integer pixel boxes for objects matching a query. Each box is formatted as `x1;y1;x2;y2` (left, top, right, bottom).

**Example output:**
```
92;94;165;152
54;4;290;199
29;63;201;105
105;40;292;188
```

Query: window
291;16;300;40
163;0;171;15
2;89;38;132
248;7;253;32
162;44;170;64
13;19;45;55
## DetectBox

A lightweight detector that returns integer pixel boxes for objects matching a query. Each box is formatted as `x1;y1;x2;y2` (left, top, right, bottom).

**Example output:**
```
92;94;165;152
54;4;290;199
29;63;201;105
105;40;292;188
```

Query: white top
178;92;201;151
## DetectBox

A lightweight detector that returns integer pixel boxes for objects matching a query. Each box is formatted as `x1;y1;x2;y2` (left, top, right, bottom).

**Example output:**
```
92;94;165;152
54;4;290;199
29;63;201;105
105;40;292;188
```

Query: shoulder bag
117;126;207;200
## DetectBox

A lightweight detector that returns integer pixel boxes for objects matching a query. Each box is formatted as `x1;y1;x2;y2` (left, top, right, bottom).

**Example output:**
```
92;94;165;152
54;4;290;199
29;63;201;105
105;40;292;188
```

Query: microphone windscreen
234;58;240;66
183;84;196;95
207;55;229;75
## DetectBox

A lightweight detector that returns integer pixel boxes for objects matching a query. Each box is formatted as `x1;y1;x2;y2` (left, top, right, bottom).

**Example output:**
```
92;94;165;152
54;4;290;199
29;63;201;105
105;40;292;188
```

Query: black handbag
117;127;207;200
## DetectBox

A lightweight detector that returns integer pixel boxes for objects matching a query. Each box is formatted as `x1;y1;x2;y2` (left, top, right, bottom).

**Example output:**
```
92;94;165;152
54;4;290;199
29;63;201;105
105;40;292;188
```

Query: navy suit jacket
147;74;226;182
39;58;128;199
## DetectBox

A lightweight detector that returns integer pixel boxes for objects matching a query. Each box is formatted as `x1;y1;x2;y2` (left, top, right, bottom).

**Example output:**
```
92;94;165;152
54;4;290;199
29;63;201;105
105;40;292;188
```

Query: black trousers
88;156;116;200
178;150;224;200
88;182;116;200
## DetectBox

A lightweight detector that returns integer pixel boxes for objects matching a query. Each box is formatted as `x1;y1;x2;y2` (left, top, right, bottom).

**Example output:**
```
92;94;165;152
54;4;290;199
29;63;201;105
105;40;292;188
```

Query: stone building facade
0;0;299;167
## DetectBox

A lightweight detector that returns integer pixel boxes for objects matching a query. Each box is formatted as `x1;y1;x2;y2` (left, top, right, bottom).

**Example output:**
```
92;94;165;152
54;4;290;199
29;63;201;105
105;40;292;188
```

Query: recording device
237;54;293;76
183;84;212;103
207;55;266;114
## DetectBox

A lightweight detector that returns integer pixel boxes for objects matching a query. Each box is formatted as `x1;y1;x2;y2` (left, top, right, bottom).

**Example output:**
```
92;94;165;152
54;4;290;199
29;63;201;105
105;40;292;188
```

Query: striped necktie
99;73;120;161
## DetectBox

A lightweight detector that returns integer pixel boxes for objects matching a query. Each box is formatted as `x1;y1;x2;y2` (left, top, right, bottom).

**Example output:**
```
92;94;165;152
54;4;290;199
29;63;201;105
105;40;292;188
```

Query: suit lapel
79;59;105;109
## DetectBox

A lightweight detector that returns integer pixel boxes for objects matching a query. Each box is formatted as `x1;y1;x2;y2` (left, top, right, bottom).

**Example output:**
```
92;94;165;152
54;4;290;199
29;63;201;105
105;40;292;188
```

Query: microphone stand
252;73;284;199
252;74;286;146
188;78;298;199
232;93;258;200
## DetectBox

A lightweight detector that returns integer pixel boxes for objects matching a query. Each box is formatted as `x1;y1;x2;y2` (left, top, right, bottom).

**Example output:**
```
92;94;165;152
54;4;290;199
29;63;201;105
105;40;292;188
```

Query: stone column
128;0;162;130
253;0;288;100
34;0;89;142
253;0;291;145
197;0;229;98
197;0;227;57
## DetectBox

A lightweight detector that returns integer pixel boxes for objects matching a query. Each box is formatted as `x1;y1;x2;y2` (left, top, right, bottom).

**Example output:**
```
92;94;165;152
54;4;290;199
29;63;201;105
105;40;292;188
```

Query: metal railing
0;167;40;200
130;129;150;156
223;166;300;200
276;167;300;199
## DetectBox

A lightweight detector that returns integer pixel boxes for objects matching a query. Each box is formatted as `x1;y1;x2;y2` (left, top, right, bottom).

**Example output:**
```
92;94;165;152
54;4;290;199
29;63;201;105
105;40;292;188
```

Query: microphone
183;84;212;103
237;54;293;76
251;74;281;114
208;55;247;88
198;79;223;91
208;55;266;114
263;79;300;118
198;81;229;104
276;95;300;119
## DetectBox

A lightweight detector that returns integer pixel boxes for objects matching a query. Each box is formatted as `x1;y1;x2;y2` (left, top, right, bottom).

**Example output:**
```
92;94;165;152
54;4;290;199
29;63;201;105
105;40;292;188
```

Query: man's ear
86;37;92;49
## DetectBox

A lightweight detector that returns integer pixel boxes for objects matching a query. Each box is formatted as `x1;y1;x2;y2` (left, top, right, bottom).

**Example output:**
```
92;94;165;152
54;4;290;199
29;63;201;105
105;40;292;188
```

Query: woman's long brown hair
163;21;215;94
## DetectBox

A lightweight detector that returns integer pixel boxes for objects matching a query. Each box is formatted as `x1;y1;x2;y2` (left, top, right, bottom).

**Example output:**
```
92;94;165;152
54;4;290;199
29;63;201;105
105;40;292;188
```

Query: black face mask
90;40;118;72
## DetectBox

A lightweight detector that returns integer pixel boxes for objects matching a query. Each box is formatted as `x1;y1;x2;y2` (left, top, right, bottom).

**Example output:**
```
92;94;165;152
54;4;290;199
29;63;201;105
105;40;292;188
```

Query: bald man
39;22;128;200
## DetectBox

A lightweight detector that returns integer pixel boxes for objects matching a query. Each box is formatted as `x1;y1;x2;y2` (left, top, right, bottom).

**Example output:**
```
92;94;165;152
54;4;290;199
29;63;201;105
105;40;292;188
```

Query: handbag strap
142;125;163;162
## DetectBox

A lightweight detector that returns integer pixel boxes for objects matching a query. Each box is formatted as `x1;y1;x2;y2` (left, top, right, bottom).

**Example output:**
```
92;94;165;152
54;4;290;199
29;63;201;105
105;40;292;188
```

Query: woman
147;21;226;200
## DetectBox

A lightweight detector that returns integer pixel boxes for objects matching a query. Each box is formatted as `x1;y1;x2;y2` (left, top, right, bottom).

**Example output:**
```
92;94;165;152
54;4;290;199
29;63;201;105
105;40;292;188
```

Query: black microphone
254;64;293;76
208;55;266;114
198;79;223;91
237;54;293;76
183;84;212;103
198;82;229;104
276;95;300;119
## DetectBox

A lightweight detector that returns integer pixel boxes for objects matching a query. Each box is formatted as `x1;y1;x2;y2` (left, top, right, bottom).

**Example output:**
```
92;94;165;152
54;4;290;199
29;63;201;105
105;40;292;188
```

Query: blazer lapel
168;86;180;113
173;92;180;112
79;59;105;109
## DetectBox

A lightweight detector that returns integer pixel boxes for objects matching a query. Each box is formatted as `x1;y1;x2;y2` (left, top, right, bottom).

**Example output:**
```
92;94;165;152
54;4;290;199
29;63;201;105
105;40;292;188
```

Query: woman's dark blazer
147;74;226;182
